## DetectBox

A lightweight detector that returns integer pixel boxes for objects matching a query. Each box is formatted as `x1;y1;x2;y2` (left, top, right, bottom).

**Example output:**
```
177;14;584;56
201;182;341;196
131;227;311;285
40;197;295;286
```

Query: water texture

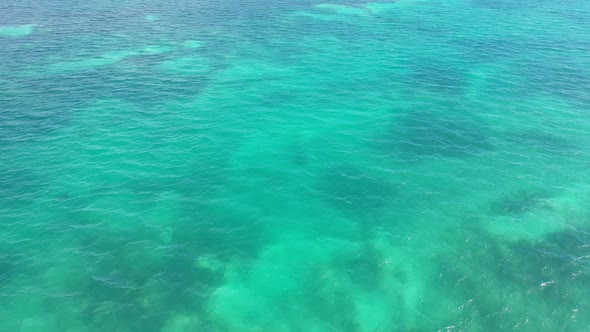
1;0;590;331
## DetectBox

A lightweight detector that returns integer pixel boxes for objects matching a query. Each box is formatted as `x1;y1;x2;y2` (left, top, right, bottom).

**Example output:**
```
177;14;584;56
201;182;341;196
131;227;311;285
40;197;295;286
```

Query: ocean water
1;0;590;330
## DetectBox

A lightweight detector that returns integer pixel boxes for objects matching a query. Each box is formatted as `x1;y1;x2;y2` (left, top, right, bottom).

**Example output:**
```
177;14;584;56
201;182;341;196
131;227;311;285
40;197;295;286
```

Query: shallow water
1;0;590;331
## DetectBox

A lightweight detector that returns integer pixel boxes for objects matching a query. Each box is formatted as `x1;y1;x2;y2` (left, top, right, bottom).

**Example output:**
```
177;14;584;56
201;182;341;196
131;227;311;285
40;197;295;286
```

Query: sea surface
1;0;590;331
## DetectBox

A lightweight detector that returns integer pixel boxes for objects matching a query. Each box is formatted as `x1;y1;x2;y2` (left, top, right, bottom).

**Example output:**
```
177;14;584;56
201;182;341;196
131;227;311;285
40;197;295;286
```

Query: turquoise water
2;0;590;330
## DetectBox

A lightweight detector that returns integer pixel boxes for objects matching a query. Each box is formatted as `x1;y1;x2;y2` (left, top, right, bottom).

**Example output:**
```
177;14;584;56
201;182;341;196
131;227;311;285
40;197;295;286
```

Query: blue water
2;0;590;330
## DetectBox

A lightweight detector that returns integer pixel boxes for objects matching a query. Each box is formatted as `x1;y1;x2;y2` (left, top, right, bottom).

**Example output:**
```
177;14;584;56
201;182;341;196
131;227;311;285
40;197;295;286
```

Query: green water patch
13;203;228;332
145;14;160;21
183;40;203;49
0;167;44;207
211;132;317;223
214;59;294;84
292;1;405;23
44;50;138;73
128;160;227;207
0;24;35;37
161;314;201;332
490;188;553;216
169;209;267;262
407;61;467;95
317;164;397;214
0;214;108;330
309;0;435;16
497;229;590;329
19;99;178;209
314;3;371;16
423;223;590;330
0;259;14;286
455;38;522;63
508;130;581;156
35;45;174;75
363;1;400;14
378;108;493;159
157;56;211;75
0;235;32;289
204;231;412;331
517;54;590;104
483;187;590;242
2;0;590;330
292;10;355;22
287;138;311;167
463;60;526;104
0;79;74;146
470;0;552;10
142;45;174;55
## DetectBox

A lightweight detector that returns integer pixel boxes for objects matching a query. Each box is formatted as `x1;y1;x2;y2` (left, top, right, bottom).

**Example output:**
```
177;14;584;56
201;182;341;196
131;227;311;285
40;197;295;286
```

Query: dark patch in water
470;0;550;9
490;189;552;215
0;89;73;146
518;56;590;104
379;109;492;159
74;228;227;332
341;242;405;288
510;130;580;155
0;168;43;207
319;164;396;213
408;62;466;95
289;140;309;166
0;259;15;286
433;226;590;330
456;38;520;63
